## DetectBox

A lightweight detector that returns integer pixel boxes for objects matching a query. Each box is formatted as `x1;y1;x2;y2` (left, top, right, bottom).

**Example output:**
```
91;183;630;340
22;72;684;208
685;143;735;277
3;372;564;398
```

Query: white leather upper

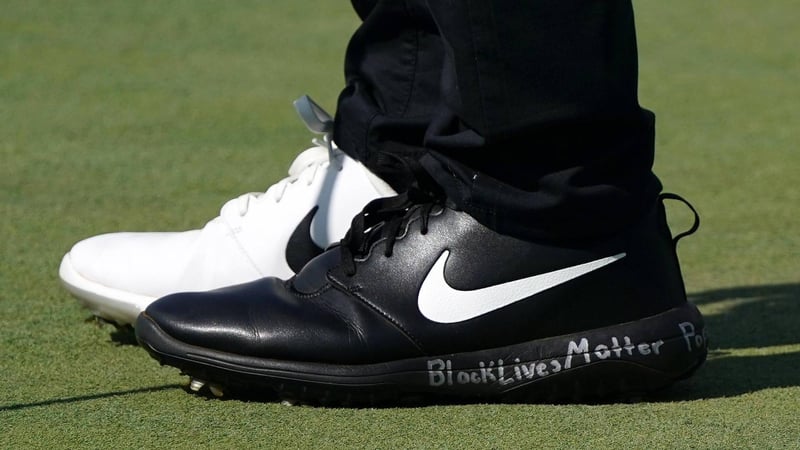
65;144;395;299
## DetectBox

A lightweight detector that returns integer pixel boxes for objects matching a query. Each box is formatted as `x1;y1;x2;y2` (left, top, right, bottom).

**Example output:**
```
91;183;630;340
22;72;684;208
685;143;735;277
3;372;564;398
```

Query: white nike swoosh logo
418;251;626;323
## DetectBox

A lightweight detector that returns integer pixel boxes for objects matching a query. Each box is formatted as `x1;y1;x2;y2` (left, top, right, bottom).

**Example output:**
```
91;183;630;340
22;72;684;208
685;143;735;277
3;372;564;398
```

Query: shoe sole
136;302;707;405
59;253;154;326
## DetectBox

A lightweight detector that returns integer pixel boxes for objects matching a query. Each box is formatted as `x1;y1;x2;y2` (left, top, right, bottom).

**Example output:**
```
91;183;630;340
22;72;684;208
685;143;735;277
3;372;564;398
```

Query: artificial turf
2;1;798;448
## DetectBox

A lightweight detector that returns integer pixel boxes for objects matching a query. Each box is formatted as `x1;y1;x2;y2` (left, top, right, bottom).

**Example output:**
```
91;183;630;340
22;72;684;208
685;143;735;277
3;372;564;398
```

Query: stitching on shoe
284;283;369;346
349;288;426;353
328;275;426;353
288;282;334;299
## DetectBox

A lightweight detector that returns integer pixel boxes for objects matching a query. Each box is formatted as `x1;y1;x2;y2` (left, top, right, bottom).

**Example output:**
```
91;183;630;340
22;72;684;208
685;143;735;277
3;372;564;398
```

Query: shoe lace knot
339;160;444;276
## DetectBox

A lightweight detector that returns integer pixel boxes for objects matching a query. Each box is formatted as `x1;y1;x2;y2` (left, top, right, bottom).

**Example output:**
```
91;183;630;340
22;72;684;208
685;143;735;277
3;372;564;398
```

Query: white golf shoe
59;96;395;326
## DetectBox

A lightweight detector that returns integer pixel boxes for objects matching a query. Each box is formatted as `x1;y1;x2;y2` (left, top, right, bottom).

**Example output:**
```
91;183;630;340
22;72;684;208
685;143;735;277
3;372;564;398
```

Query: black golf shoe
136;190;706;404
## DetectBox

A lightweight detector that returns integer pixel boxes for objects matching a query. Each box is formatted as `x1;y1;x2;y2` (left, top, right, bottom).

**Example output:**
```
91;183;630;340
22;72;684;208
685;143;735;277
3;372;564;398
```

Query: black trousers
334;0;661;241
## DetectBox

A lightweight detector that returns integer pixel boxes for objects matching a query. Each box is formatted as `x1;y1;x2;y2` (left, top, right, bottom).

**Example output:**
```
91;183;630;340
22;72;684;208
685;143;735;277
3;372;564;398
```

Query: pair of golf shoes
60;97;706;405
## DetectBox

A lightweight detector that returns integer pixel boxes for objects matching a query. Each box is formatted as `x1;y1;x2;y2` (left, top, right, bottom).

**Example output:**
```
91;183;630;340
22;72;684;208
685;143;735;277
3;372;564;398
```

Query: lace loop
659;193;700;249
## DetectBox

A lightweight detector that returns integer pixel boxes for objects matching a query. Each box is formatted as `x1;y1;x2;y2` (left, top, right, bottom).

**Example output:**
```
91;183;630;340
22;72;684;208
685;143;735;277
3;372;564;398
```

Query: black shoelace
339;166;444;277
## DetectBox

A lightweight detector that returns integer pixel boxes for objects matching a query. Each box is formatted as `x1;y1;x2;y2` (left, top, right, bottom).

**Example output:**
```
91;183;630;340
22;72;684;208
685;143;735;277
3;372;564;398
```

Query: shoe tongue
292;246;341;294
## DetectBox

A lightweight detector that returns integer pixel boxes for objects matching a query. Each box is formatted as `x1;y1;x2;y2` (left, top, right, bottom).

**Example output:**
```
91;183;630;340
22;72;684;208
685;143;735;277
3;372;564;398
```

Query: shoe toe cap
138;277;383;362
139;279;278;354
66;231;201;296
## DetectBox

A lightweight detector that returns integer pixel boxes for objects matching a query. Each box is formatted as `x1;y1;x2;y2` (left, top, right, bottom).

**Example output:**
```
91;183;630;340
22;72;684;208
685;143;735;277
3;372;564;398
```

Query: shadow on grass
690;283;800;348
83;315;140;346
0;384;183;412
109;325;138;346
659;282;800;400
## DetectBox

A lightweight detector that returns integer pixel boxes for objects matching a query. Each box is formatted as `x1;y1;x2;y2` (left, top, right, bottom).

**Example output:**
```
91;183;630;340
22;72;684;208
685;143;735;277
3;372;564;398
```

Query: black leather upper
144;200;688;364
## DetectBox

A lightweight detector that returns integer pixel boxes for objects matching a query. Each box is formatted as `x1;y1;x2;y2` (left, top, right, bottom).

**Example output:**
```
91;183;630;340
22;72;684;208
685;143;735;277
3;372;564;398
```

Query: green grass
2;1;798;448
